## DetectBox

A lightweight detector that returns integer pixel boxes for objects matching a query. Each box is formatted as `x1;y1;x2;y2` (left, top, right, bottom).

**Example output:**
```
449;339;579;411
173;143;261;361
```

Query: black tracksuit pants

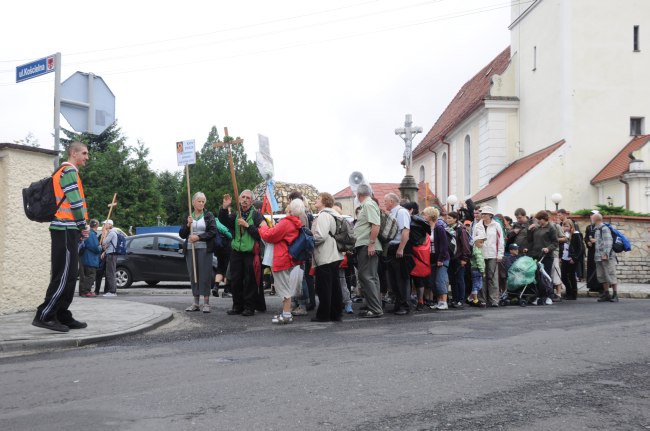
35;229;80;323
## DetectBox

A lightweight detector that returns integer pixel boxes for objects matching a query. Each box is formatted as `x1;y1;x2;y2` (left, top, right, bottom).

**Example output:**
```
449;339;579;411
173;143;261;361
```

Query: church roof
471;140;566;203
413;47;512;159
590;135;650;184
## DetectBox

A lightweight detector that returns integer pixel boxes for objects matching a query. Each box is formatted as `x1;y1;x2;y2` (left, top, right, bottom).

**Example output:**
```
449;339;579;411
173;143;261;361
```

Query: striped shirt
50;164;87;231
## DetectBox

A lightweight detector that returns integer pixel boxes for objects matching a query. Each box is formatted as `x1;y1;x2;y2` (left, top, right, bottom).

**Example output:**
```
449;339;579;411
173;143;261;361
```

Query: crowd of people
173;185;621;325
31;141;621;334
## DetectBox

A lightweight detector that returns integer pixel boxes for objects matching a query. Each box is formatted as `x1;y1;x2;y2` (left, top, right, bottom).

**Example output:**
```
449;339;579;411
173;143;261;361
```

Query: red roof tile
333;182;438;211
471;140;566;203
591;135;650;184
413;47;512;159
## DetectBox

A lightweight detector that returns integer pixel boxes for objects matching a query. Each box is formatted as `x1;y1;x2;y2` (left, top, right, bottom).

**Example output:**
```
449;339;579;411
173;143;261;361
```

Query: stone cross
394;114;423;176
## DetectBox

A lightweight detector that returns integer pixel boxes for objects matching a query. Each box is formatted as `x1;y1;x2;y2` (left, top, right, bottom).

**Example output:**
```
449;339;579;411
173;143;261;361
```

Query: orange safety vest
52;163;88;222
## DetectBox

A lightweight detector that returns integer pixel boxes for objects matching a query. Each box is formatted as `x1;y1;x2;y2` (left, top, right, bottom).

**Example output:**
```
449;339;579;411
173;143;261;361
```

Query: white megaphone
349;171;366;195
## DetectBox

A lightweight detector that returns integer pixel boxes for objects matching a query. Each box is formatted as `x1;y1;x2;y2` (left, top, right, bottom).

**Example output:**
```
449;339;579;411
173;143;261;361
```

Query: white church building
412;0;650;215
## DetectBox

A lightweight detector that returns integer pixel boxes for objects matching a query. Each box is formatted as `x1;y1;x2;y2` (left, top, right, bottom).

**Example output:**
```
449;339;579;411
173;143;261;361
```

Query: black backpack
329;213;356;252
22;167;66;223
408;215;430;246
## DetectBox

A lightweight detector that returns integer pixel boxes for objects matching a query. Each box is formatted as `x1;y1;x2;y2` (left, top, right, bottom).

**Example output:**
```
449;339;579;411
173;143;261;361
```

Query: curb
0;310;173;354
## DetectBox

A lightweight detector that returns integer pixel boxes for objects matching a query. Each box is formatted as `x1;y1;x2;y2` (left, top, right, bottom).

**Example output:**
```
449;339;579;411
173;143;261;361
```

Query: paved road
1;291;649;431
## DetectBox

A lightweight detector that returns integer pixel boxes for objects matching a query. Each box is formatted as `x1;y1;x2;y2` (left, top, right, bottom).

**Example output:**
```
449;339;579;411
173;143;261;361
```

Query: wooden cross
213;127;244;215
99;193;118;245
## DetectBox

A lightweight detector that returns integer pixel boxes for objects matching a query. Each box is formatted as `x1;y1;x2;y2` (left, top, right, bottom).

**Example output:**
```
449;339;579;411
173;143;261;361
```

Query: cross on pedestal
394;114;423;176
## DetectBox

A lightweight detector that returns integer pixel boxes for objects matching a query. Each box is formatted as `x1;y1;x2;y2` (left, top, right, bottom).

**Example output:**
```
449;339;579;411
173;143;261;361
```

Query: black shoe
32;318;70;333
311;317;329;322
597;294;611;302
62;319;88;329
609;294;619;303
394;309;409;315
226;308;243;315
211;288;219;297
241;309;255;317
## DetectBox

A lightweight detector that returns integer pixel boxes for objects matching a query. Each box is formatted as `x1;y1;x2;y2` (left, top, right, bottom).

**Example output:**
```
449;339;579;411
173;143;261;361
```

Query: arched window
464;135;471;196
419;165;425;182
441;152;448;200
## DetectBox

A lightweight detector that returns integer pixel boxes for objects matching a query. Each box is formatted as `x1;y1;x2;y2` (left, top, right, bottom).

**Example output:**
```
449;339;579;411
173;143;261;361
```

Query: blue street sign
16;55;56;83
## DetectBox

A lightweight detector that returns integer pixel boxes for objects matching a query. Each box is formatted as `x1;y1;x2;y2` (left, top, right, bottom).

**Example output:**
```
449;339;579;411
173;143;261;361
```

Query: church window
634;26;640;51
441;152;448;200
419;165;425;182
630;117;645;136
533;46;537;71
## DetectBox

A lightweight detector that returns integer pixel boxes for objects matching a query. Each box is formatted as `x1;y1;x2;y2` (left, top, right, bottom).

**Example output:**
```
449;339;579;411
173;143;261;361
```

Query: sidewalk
577;282;650;299
0;298;173;356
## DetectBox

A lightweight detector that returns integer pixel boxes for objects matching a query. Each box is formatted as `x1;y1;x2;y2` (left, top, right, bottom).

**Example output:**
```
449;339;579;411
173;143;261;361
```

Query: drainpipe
427;147;438;199
442;138;452;210
619;177;630;209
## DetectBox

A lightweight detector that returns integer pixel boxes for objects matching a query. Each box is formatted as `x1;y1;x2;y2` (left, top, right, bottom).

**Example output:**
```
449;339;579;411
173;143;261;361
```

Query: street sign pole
53;52;61;167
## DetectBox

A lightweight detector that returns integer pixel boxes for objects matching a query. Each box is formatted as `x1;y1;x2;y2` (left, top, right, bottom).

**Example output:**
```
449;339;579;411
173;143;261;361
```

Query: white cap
480;205;494;216
104;219;114;226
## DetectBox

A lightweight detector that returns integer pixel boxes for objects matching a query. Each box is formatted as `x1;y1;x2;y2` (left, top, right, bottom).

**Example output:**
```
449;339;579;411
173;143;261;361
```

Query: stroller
499;256;553;306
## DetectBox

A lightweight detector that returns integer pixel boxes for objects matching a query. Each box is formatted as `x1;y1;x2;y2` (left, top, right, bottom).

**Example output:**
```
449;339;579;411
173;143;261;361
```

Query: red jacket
258;215;302;272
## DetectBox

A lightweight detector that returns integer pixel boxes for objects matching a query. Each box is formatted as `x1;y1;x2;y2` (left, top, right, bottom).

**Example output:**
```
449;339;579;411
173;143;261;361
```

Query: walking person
78;219;102;297
421;207;450;310
354;184;383;318
33;141;90;332
446;211;471;308
560;219;584;300
101;220;119;297
180;192;218;313
219;191;266;316
311;192;344;322
591;212;619;302
382;193;412;315
477;206;504;307
584;211;603;293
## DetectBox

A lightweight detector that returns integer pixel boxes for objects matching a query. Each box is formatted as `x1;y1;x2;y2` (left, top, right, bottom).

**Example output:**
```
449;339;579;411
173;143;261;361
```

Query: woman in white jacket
476;206;504;307
311;192;344;322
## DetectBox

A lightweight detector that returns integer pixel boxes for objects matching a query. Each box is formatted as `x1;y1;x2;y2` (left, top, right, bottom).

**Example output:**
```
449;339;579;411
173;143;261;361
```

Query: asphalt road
1;288;649;431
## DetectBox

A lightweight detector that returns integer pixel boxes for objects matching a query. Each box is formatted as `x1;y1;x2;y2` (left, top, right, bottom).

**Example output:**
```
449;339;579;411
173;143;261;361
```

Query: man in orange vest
33;141;90;332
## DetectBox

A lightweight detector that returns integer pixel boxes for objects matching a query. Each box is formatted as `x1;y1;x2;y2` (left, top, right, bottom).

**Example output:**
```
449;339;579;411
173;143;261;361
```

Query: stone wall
252;181;320;213
572;215;650;284
0;144;58;315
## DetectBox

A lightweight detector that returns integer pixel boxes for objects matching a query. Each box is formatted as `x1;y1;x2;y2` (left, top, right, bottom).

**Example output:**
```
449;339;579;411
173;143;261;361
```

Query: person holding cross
219;190;265;316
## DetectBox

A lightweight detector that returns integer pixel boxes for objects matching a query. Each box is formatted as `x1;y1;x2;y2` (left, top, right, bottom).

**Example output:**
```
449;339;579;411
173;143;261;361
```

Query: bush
573;204;650;217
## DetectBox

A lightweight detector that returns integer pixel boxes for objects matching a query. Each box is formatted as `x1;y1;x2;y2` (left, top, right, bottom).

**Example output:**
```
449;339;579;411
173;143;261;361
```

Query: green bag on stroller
507;256;537;291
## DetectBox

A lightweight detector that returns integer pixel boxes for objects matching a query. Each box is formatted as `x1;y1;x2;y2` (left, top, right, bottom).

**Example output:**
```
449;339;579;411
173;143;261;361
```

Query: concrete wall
0;144;57;315
571;215;650;284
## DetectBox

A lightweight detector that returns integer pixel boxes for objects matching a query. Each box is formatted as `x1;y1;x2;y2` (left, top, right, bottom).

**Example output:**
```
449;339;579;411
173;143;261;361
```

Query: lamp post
606;196;613;207
551;193;562;212
447;194;458;211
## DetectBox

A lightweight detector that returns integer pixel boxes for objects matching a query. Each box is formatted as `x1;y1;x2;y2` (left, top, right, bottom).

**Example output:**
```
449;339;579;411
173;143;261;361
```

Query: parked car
115;232;218;288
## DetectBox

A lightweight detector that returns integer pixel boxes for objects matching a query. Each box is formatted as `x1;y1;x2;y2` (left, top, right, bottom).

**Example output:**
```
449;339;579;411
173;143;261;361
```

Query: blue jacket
81;230;102;268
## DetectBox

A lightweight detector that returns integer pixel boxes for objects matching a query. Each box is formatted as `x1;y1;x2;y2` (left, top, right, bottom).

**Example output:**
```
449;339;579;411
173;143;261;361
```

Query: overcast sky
1;0;514;196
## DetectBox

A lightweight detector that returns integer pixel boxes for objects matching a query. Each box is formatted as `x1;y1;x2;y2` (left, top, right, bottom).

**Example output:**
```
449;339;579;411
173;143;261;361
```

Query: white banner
176;139;196;166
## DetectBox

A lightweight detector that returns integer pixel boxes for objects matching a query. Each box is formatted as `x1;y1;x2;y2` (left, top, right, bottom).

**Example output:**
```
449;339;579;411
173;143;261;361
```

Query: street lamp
607;196;613;207
551;193;562;211
447;194;458;211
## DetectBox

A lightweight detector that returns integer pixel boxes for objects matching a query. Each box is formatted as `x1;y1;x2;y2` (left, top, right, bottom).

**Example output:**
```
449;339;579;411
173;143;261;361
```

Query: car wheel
145;280;160;287
115;267;133;289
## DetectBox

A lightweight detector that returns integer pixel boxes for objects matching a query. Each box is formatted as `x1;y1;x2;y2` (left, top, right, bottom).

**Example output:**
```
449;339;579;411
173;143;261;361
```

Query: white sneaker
434;302;448;310
103;292;117;297
291;306;308;316
545;297;553;305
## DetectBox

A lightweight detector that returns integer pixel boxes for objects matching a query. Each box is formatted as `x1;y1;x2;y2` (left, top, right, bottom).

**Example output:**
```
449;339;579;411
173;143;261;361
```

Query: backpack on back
408;215;430;246
22;167;66;223
113;232;128;255
329;214;356;253
603;223;632;253
288;226;315;261
378;212;398;244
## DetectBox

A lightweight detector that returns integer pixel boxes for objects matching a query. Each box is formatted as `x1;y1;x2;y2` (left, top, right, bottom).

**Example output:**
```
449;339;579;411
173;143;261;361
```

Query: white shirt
389;205;410;245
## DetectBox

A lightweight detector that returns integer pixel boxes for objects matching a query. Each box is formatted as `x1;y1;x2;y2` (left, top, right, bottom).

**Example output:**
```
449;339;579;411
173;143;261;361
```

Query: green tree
61;122;164;230
157;170;183;225
181;126;263;215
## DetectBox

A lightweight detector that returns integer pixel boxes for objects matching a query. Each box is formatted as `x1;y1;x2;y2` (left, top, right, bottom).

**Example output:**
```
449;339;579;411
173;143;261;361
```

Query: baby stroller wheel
519;299;527;307
499;299;507;307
